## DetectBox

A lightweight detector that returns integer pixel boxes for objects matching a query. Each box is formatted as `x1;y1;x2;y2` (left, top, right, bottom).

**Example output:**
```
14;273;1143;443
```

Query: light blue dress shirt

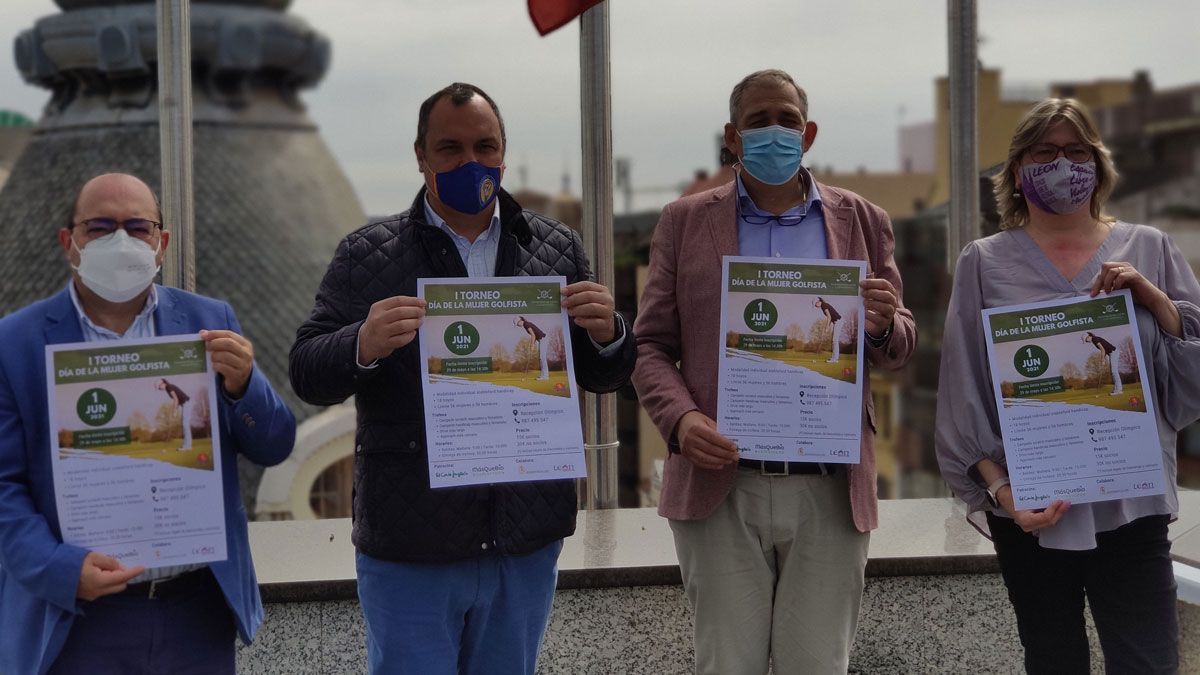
68;281;158;342
735;167;828;260
68;282;201;583
424;197;502;278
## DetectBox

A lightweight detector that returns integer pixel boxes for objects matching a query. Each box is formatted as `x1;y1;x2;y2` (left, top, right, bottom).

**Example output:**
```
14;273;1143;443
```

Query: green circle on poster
77;388;116;427
1014;344;1050;378
445;321;480;356
744;298;778;333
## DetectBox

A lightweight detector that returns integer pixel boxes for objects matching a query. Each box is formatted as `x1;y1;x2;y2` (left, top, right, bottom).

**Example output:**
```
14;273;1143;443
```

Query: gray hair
729;69;808;123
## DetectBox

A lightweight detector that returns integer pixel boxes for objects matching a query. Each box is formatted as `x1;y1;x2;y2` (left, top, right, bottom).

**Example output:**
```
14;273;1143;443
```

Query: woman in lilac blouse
936;98;1200;674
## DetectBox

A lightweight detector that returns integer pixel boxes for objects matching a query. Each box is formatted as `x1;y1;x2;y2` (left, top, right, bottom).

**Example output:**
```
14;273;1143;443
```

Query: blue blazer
0;285;296;675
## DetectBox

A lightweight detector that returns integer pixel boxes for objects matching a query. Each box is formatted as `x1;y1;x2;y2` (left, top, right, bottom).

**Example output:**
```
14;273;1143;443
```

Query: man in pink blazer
633;69;916;674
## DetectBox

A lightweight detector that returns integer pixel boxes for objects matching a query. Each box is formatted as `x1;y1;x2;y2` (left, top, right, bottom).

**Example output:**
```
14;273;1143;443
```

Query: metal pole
947;0;979;270
157;0;195;291
579;3;620;510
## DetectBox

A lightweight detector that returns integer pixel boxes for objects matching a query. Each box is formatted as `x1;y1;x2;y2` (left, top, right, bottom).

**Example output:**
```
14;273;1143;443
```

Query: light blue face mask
738;125;805;185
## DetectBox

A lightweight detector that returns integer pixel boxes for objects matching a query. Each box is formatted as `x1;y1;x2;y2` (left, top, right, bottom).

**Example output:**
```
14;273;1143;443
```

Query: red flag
528;0;605;36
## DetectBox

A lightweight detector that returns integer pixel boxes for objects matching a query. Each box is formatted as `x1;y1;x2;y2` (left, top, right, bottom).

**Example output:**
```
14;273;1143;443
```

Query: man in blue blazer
0;173;296;674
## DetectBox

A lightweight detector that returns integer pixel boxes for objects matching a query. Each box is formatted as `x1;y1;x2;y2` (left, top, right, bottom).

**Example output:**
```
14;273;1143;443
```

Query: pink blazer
632;180;916;532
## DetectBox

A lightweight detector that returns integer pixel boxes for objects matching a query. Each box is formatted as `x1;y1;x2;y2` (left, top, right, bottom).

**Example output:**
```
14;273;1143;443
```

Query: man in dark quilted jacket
289;82;636;674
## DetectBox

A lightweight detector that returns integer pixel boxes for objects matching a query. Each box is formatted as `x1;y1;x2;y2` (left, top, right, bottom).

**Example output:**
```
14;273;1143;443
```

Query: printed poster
982;290;1165;509
46;335;226;569
418;276;587;488
717;257;867;463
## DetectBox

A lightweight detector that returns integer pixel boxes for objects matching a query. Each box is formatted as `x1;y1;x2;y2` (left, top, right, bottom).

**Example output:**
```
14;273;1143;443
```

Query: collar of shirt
68;282;159;340
735;167;822;223
423;195;503;276
423;196;502;250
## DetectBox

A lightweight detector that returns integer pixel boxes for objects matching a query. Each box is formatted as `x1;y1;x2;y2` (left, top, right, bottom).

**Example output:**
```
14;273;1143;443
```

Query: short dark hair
66;173;164;230
415;82;506;152
729;69;808;124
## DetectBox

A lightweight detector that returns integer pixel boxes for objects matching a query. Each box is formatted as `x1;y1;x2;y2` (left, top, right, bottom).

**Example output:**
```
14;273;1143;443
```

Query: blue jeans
356;539;562;675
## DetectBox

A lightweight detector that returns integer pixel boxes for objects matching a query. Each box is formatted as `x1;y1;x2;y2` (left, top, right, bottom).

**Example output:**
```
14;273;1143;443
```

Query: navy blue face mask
432;161;502;215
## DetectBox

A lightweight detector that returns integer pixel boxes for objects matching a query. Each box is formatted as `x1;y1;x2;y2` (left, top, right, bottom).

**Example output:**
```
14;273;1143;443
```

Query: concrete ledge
1176;562;1200;605
240;494;1200;673
250;494;1200;602
249;498;1014;602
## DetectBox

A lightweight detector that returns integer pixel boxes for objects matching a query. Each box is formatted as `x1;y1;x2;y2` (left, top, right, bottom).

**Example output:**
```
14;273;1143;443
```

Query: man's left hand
563;281;616;344
201;329;254;397
859;278;899;339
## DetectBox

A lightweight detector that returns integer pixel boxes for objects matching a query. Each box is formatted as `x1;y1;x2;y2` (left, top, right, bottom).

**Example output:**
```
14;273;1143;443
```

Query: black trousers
48;568;236;675
987;512;1179;675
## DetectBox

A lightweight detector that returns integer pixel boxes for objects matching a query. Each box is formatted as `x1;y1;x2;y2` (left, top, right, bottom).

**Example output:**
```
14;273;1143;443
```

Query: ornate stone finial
55;1;292;10
16;0;326;123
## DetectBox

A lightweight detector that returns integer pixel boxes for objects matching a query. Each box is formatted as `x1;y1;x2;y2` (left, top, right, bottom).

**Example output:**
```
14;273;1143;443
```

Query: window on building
309;456;354;519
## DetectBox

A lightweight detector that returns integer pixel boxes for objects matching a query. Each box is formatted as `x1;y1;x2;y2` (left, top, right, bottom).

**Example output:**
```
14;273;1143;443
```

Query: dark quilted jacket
289;188;637;562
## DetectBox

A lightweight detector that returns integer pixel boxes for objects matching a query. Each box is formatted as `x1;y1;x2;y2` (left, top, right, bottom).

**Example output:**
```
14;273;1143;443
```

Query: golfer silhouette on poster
156;378;193;450
515;316;549;381
1083;331;1122;396
814;297;842;364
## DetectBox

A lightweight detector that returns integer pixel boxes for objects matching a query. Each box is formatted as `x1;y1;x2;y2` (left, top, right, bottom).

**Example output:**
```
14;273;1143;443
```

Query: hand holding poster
717;256;866;463
982;290;1165;510
418;277;586;488
46;335;226;569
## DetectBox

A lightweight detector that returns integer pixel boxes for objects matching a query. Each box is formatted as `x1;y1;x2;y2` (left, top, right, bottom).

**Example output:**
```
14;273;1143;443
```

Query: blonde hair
993;98;1118;230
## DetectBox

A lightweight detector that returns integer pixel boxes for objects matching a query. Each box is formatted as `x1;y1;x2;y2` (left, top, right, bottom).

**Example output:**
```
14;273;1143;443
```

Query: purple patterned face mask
1020;157;1096;215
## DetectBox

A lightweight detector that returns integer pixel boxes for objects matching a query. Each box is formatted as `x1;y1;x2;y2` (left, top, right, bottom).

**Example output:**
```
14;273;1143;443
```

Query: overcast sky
1;0;1197;215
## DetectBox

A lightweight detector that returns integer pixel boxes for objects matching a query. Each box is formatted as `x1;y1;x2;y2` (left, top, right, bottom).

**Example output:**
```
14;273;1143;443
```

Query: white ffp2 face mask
71;229;161;303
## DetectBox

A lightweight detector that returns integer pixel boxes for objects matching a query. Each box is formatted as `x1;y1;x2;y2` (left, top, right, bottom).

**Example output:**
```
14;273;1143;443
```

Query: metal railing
579;4;620;510
947;0;980;270
157;0;195;292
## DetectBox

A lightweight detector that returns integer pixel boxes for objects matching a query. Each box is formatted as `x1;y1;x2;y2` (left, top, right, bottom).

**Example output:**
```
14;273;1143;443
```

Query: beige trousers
669;468;870;675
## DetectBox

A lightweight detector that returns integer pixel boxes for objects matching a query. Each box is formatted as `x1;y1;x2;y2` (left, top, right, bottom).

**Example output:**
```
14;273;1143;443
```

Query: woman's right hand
996;483;1070;533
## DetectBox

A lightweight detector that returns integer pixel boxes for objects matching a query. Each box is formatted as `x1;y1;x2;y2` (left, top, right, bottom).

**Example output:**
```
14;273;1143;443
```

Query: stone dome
56;0;291;10
0;1;365;510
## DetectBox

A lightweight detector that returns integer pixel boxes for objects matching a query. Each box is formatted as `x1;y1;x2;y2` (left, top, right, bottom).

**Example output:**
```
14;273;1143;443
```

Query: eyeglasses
741;212;809;227
76;218;162;240
1027;143;1093;164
